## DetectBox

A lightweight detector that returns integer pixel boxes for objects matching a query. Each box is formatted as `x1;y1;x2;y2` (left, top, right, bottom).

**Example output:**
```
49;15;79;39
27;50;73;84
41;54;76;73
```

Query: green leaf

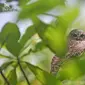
57;57;85;81
58;60;81;80
0;61;13;71
6;69;17;85
19;0;30;6
43;26;67;57
19;0;65;19
20;25;36;47
0;75;4;85
35;20;67;57
0;22;20;43
57;7;79;32
35;41;46;51
0;54;12;59
6;35;22;57
26;41;46;54
0;22;22;56
25;62;61;85
35;7;79;57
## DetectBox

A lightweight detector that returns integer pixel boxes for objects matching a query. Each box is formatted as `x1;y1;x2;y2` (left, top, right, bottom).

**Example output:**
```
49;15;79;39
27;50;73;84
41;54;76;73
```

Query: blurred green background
0;0;85;85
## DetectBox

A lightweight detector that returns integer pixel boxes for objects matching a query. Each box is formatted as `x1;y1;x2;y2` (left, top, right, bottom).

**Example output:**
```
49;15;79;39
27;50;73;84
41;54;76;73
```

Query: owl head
68;29;85;41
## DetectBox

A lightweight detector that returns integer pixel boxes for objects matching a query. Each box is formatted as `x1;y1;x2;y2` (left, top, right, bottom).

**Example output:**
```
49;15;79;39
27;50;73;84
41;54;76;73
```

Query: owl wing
50;56;61;76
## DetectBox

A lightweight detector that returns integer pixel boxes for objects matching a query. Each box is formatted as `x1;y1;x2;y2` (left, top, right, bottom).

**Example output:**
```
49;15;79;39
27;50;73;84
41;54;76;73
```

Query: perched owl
50;29;85;75
66;29;85;58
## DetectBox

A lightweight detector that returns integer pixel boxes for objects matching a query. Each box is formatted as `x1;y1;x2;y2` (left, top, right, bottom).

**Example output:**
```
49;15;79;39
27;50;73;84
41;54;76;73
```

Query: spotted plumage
50;56;61;75
66;29;85;58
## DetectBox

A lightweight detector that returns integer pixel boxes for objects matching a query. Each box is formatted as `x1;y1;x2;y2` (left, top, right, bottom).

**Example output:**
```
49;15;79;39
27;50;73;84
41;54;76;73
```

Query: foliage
0;0;85;85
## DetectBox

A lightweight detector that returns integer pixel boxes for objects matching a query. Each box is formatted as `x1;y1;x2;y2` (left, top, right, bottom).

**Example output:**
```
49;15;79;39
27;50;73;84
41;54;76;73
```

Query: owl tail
50;55;61;76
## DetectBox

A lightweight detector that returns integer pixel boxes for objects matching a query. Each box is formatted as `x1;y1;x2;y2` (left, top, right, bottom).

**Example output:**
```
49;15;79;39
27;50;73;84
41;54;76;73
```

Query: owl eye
80;34;85;38
73;33;77;37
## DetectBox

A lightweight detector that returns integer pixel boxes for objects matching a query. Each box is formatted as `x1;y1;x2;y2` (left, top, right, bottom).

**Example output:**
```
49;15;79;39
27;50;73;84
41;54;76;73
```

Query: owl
50;29;85;75
66;29;85;58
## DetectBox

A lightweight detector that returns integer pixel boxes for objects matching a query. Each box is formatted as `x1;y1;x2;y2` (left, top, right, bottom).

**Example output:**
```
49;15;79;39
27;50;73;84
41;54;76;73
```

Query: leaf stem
17;57;30;85
0;71;10;85
0;35;10;85
43;13;57;17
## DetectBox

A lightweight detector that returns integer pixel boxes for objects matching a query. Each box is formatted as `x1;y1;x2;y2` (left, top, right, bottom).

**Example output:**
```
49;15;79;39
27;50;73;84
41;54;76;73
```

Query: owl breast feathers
67;29;85;58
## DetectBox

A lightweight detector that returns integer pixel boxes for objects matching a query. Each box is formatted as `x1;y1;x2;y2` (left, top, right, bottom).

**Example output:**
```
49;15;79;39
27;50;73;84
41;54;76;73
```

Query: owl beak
76;38;80;40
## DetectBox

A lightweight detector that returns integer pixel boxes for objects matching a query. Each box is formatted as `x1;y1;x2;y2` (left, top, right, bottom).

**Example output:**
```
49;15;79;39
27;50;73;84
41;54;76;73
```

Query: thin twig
17;57;30;85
